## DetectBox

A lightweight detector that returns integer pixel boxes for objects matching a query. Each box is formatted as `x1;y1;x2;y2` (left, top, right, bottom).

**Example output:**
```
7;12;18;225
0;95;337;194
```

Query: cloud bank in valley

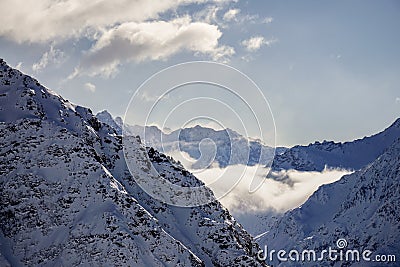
190;164;352;214
165;148;351;213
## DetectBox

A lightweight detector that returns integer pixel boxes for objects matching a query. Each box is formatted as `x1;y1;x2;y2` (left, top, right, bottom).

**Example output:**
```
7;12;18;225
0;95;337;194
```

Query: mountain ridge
96;110;287;169
272;118;400;171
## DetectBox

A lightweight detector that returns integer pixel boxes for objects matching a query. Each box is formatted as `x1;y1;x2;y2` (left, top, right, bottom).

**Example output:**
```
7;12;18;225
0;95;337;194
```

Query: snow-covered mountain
96;110;123;135
0;59;267;266
96;111;286;169
258;137;400;266
272;119;400;171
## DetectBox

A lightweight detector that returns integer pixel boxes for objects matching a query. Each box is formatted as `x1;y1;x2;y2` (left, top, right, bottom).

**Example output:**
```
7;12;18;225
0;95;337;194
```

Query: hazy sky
0;0;399;146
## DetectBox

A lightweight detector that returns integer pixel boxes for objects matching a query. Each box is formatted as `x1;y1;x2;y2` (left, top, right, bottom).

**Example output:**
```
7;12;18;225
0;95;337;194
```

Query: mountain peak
96;109;113;119
0;61;106;140
95;110;122;135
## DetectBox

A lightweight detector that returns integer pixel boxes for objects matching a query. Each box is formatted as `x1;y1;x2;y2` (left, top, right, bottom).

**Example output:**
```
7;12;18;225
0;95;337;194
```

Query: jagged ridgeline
272;119;400;171
96;110;284;170
0;59;268;266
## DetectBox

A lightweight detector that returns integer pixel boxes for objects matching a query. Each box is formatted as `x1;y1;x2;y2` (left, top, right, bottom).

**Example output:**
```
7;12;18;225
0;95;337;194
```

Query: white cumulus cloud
0;0;236;77
77;17;234;77
0;0;220;43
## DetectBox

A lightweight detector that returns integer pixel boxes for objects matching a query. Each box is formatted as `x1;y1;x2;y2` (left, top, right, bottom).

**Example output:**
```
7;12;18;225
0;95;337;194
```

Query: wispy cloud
84;82;96;93
11;62;23;70
262;17;273;24
194;5;220;24
223;8;240;21
32;45;65;72
138;90;172;102
241;36;277;52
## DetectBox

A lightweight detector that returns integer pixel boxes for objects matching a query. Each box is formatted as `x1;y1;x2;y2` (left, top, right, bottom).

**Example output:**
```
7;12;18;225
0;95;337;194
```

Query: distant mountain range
96;110;287;169
97;110;400;174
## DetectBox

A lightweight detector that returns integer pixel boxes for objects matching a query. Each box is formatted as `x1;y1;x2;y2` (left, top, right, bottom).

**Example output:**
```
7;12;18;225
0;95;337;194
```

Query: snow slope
272;119;400;171
258;137;400;266
0;59;266;266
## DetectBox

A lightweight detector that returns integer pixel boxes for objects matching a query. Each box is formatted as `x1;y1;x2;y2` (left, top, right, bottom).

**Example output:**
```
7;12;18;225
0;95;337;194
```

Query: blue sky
0;0;399;146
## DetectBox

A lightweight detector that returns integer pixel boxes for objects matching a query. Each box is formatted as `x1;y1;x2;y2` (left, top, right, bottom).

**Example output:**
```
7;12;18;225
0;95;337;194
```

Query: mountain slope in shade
272;118;400;171
258;137;400;266
0;59;266;266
